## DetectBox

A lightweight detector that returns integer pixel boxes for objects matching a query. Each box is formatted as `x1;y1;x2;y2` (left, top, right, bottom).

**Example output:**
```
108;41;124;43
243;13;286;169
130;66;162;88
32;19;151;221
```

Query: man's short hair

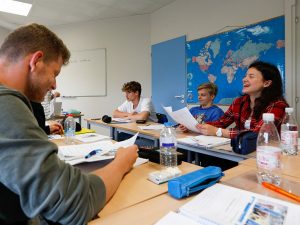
122;81;142;96
197;82;218;96
0;23;70;65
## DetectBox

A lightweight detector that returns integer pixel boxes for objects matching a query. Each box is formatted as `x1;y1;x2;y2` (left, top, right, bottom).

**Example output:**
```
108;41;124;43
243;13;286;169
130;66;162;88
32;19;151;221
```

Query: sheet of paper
74;133;111;142
138;124;165;130
112;117;132;123
163;106;199;133
177;135;230;148
179;183;300;225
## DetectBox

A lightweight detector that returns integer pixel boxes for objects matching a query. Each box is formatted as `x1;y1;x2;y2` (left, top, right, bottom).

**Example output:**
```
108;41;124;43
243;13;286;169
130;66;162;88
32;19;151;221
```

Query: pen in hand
262;182;300;203
85;149;102;159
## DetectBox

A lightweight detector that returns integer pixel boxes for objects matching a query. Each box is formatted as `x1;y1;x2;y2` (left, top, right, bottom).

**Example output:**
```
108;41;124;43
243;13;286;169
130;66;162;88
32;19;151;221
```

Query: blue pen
85;149;102;159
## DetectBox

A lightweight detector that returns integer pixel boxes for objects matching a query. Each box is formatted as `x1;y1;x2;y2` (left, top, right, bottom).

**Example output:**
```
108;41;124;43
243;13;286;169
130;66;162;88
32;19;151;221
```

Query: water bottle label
257;146;281;170
162;143;175;147
281;131;298;146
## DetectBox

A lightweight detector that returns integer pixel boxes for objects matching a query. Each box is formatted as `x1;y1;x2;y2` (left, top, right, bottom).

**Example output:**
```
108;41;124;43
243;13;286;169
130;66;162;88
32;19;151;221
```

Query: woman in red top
196;61;288;138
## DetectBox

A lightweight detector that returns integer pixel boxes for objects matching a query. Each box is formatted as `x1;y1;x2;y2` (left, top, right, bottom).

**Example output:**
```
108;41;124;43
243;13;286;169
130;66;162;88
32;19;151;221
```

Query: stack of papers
155;184;300;225
163;106;199;133
58;133;140;165
177;135;230;148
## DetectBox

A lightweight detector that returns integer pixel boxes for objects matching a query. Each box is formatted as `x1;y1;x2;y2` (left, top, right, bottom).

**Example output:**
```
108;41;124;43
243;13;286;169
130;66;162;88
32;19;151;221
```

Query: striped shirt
207;95;288;138
41;91;53;120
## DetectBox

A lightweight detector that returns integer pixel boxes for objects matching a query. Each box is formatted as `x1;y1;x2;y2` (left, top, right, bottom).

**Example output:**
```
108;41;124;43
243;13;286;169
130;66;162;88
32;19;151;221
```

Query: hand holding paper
163;106;199;133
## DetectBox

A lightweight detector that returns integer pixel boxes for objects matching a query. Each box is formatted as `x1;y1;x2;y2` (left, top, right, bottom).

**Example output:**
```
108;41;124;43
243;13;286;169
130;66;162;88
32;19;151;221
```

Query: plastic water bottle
256;113;282;185
281;107;298;156
64;114;75;144
160;122;177;169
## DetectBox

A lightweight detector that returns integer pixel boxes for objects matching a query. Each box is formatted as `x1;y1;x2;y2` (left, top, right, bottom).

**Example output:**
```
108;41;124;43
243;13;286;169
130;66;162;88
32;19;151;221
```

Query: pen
85;149;102;159
91;118;101;120
262;182;300;203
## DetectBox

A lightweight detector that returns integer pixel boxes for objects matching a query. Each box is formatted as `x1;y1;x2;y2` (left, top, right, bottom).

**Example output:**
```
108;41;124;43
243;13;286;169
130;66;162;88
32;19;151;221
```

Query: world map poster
186;16;285;105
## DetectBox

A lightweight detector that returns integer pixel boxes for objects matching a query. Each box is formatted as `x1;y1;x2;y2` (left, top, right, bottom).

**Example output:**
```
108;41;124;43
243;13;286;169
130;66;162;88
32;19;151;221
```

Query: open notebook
177;135;230;148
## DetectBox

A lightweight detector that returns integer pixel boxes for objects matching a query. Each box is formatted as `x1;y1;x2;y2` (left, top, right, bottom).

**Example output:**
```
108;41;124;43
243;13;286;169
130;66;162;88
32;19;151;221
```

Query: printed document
163;106;199;133
155;183;300;225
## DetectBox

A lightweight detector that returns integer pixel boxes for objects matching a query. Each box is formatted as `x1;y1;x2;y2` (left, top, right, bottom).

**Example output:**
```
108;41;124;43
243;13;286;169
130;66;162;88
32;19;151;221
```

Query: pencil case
168;166;224;199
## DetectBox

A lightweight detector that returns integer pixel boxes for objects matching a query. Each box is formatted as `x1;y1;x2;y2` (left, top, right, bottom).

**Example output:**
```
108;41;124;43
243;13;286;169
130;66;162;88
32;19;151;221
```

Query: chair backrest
156;113;168;124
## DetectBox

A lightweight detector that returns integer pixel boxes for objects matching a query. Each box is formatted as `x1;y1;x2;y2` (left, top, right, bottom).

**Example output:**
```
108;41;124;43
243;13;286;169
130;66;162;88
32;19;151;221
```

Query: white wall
150;0;286;113
0;27;9;44
52;15;151;134
151;0;284;44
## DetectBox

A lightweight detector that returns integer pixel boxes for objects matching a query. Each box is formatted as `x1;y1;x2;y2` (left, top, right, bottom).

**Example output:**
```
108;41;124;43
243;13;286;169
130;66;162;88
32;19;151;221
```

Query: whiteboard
57;48;106;97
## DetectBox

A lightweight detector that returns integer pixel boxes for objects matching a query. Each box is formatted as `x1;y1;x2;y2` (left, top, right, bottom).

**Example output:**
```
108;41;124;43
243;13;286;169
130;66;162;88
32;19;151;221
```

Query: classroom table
85;118;255;163
98;161;200;217
85;119;161;146
88;163;300;225
53;138;200;218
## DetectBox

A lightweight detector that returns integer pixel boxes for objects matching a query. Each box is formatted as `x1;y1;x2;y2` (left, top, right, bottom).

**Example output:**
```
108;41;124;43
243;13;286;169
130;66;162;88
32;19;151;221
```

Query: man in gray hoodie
0;23;138;225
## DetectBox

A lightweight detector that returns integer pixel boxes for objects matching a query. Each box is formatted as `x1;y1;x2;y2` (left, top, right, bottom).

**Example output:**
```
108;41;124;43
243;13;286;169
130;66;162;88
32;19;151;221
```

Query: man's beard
24;74;45;103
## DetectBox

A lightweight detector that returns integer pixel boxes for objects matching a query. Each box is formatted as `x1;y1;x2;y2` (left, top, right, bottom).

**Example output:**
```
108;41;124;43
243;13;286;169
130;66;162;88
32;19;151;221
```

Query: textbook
155;184;300;225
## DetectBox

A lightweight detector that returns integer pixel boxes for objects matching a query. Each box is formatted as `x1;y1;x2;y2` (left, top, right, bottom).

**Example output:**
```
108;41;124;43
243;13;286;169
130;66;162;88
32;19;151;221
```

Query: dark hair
122;81;142;96
0;23;70;65
249;61;286;118
197;82;218;96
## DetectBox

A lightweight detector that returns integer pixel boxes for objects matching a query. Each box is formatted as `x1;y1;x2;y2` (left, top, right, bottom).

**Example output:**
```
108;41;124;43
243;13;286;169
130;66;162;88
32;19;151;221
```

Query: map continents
186;16;285;104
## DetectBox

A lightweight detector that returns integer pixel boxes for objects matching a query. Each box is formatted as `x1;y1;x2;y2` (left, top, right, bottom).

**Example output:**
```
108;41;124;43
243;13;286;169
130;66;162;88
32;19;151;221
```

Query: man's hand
114;145;139;173
49;121;64;134
178;124;189;133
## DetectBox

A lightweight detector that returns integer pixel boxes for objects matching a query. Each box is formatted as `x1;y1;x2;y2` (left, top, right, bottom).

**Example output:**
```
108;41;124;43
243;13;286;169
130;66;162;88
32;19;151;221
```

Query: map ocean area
186;16;284;105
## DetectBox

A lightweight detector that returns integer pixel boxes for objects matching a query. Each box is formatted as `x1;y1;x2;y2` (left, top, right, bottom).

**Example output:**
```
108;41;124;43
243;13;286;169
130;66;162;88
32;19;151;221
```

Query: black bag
156;113;168;124
231;131;258;155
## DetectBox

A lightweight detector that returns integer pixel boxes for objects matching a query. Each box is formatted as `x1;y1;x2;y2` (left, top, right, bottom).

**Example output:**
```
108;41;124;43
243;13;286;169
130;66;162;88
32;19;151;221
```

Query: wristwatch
216;128;222;137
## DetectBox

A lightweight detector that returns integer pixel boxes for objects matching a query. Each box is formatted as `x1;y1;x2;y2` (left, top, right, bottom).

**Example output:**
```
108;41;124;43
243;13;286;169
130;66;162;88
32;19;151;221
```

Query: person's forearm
93;159;129;202
127;111;149;121
112;110;129;118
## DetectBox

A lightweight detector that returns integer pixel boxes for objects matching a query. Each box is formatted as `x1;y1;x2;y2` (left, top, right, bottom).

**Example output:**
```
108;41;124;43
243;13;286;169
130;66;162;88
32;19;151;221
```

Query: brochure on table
154;183;300;225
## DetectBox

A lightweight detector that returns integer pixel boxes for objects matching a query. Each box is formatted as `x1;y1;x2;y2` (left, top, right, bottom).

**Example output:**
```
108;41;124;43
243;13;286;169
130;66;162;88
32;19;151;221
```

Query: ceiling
0;0;176;30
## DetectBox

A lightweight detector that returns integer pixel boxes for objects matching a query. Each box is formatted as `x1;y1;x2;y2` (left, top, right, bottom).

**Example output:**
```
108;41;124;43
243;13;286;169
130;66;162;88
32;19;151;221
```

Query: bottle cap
164;122;172;127
263;113;274;122
285;107;293;113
